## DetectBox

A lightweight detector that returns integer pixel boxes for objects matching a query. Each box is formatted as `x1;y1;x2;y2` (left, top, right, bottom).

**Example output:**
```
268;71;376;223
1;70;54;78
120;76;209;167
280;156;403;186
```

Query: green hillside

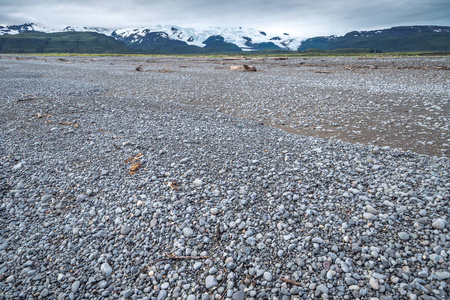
298;26;450;52
2;25;450;54
0;31;132;54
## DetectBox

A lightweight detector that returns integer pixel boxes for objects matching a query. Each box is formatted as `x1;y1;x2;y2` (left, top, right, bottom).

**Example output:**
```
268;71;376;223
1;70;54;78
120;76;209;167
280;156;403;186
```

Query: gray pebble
317;284;329;294
161;282;170;289
193;179;203;187
76;194;87;202
363;213;376;220
263;271;273;281
157;289;167;300
183;227;194;238
121;224;131;235
233;291;246;300
369;277;379;290
366;205;378;214
398;232;410;240
312;237;324;244
41;194;52;201
205;275;218;289
123;289;133;298
432;219;446;229
101;262;112;277
435;271;450;279
40;288;49;297
71;280;80;293
193;262;202;270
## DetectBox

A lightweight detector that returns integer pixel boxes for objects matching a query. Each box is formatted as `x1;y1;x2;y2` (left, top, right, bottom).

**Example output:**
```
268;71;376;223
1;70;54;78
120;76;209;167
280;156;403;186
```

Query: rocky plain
0;54;449;300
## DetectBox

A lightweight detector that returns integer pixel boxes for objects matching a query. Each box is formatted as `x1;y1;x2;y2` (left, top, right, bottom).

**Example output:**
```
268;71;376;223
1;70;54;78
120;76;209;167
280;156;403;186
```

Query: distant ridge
0;31;131;54
0;23;301;53
0;23;449;54
298;26;450;52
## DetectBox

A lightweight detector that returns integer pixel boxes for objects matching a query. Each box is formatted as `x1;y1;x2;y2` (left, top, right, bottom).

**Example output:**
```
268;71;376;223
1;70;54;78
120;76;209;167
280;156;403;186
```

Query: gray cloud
0;0;449;38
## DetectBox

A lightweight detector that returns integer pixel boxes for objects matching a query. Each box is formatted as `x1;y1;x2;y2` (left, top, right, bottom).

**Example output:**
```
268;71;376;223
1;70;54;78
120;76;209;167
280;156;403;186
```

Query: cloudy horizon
0;0;449;38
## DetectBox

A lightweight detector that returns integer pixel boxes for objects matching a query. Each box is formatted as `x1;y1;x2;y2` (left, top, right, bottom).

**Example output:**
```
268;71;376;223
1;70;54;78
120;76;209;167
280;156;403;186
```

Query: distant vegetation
0;31;245;54
0;31;132;54
1;26;450;55
302;48;381;54
298;26;450;52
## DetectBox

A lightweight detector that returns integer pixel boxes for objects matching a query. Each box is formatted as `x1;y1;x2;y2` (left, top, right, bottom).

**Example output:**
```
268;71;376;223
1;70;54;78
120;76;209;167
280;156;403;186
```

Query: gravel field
0;55;449;300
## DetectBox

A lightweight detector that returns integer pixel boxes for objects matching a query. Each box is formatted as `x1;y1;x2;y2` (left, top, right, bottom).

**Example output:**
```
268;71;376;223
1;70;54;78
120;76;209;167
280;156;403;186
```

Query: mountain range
0;23;300;53
299;26;450;52
0;23;449;54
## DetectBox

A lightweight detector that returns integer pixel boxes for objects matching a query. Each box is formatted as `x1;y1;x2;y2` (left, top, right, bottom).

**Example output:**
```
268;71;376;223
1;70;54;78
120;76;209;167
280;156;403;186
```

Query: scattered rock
183;227;194;238
263;271;273;281
363;213;376;220
205;275;218;289
369;277;379;290
432;219;446;230
193;179;203;187
101;263;112;277
120;224;131;235
398;232;410;240
233;291;246;300
1;56;448;300
71;280;81;293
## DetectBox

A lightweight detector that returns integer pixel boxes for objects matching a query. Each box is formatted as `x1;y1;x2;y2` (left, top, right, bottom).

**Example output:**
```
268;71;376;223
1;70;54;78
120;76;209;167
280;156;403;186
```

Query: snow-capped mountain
0;23;302;52
0;23;114;36
112;25;301;51
62;26;115;36
0;23;56;35
2;23;449;53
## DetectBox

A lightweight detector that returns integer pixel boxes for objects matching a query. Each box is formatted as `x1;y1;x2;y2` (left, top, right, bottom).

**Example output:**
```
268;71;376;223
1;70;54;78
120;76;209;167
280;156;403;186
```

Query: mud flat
0;55;449;299
3;55;448;157
135;56;450;158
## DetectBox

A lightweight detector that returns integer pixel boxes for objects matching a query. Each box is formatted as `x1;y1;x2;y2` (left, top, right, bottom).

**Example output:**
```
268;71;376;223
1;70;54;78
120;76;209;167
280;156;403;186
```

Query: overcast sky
0;0;449;38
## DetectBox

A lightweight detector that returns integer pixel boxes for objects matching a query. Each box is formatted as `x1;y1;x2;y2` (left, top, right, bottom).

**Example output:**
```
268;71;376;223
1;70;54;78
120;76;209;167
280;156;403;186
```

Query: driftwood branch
280;277;301;285
220;287;228;300
156;254;209;262
17;94;44;103
138;253;210;276
216;222;221;240
243;64;257;72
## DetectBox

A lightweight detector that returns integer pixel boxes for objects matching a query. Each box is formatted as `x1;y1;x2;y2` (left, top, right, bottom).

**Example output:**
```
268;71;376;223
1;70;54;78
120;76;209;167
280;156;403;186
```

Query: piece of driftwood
230;65;245;70
243;64;257;71
156;254;209;262
312;70;331;74
269;57;289;60
129;162;141;175
216;222;221;239
166;181;180;190
435;66;450;70
223;57;247;61
220;287;228;300
17;94;43;103
35;113;52;119
280;277;301;285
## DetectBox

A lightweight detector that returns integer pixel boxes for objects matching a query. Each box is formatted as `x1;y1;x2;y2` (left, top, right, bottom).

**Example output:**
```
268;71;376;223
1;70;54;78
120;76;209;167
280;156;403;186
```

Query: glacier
0;23;302;51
